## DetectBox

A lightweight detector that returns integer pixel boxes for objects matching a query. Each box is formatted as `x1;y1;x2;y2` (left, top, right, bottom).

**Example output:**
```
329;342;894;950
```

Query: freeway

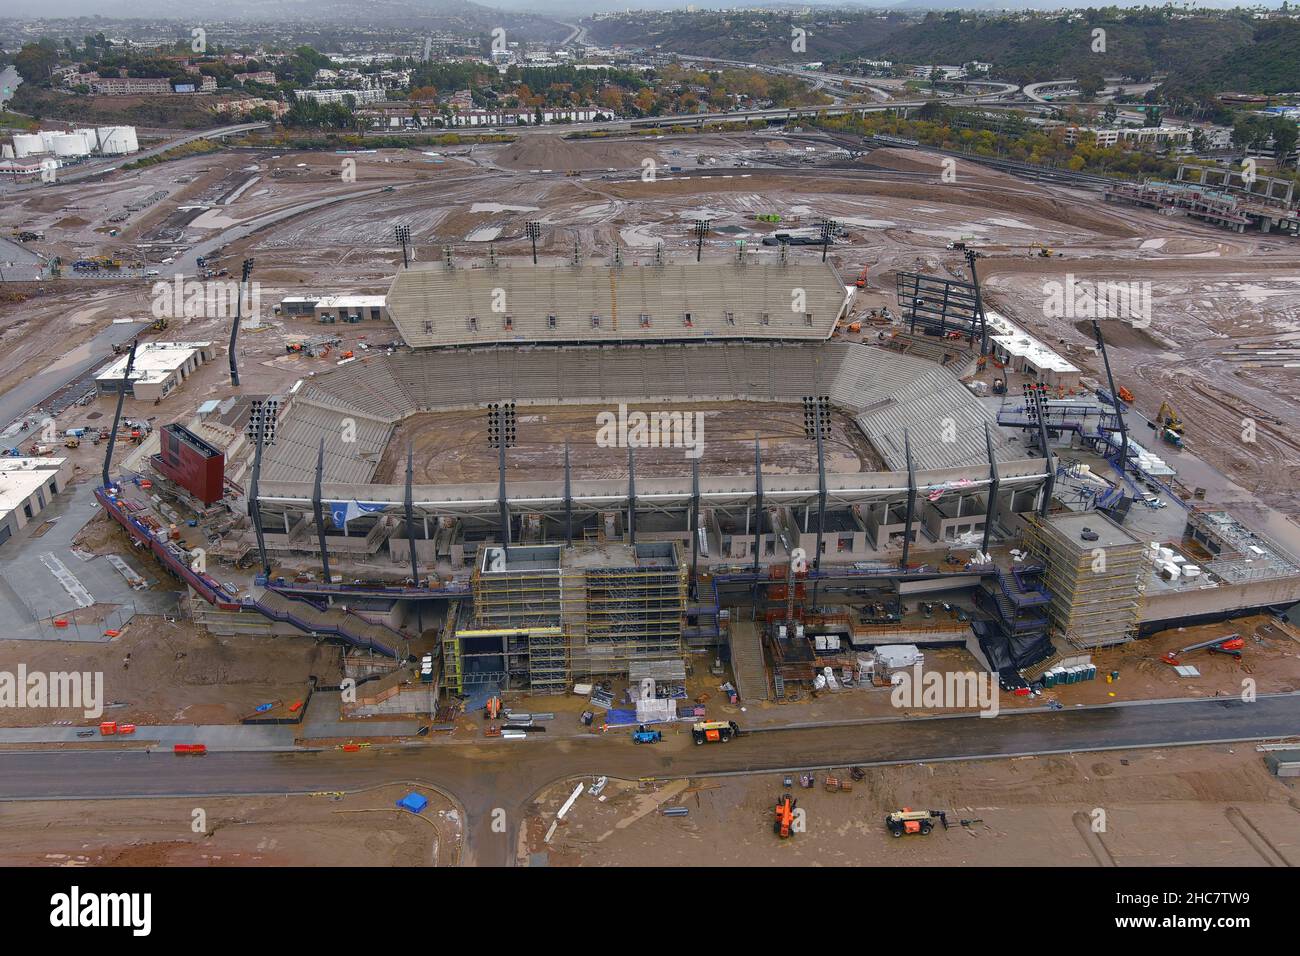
362;82;1023;141
2;693;1295;866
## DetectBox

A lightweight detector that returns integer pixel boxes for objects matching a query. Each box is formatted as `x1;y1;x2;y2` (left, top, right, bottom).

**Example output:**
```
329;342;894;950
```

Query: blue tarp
603;708;639;726
396;792;428;814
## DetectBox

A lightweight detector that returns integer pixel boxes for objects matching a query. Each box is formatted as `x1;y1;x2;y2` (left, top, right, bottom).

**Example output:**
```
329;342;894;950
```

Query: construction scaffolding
444;542;687;695
1026;511;1145;649
1184;509;1300;585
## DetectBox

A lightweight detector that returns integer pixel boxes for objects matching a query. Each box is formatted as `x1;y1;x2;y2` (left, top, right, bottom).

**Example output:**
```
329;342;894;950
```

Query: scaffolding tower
443;542;687;695
1026;511;1145;649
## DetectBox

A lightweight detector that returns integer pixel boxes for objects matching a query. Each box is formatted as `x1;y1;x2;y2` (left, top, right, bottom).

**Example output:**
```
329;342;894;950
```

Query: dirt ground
0;616;340;727
375;402;878;484
523;744;1300;866
5;134;1298;534
0;784;460;866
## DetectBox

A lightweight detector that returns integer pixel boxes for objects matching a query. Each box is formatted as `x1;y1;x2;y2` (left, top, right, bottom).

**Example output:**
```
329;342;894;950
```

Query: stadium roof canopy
386;258;852;348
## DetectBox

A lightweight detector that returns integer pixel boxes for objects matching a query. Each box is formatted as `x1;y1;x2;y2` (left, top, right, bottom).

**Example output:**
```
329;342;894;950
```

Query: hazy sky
3;0;1287;20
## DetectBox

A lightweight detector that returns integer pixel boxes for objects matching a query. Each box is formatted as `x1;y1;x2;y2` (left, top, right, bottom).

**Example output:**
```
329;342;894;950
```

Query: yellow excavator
1154;400;1185;448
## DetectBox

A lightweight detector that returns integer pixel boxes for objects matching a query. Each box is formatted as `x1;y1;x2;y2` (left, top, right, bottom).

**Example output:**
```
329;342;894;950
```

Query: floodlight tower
693;218;711;262
819;218;838;263
525;220;542;265
396;225;411;269
245;396;279;578
228;257;254;387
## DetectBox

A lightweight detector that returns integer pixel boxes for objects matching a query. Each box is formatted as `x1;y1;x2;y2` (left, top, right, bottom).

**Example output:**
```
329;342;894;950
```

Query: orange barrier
118;724;136;735
54;619;69;628
342;743;361;752
173;743;207;754
103;629;120;638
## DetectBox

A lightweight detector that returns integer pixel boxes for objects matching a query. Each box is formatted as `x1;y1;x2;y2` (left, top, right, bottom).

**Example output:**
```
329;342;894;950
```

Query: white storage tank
51;133;88;157
13;133;45;157
74;128;98;153
97;126;139;155
39;130;59;152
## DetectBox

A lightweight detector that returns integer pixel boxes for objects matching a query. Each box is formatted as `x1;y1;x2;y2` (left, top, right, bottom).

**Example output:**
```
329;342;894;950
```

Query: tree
14;41;58;83
1078;71;1105;99
633;88;655;114
1271;116;1298;166
597;86;624;113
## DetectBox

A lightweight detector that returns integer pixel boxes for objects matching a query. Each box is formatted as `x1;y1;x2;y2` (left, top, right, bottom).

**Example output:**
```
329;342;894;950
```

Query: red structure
151;423;225;505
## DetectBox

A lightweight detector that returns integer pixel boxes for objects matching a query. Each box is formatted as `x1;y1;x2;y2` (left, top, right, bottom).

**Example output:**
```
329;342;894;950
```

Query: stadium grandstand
262;342;1003;484
385;258;853;348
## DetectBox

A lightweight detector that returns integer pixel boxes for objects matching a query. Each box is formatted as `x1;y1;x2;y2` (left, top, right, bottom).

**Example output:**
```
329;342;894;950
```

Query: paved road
2;694;1294;866
0;235;44;282
0;319;145;429
170;182;397;279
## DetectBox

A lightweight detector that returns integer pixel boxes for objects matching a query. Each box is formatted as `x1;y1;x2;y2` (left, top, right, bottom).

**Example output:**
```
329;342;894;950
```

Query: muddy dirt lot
376;402;878;484
0;616;340;727
0;785;460;866
524;744;1299;866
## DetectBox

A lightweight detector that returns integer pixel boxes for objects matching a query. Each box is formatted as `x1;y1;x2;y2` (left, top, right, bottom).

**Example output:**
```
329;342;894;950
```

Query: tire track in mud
1224;806;1291;866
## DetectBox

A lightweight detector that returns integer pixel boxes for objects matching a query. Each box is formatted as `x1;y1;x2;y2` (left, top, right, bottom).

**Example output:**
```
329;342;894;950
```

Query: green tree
14;41;58;83
1271;116;1298;166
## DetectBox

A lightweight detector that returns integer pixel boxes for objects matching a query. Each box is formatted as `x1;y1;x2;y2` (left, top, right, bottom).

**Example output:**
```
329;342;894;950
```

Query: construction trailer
441;543;687;696
1026;511;1146;649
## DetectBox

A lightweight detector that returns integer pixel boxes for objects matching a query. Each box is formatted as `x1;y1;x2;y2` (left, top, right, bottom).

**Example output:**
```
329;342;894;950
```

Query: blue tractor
631;725;663;744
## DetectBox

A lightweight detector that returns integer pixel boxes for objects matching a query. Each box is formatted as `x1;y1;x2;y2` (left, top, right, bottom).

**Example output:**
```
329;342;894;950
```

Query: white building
1063;125;1193;149
444;107;601;127
985;311;1081;389
295;88;387;106
95;342;214;403
0;457;72;545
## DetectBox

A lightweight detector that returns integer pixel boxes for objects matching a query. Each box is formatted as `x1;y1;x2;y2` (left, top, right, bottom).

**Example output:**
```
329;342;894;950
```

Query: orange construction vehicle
886;808;946;837
1162;634;1244;665
855;266;869;288
773;794;798;838
1117;386;1135;404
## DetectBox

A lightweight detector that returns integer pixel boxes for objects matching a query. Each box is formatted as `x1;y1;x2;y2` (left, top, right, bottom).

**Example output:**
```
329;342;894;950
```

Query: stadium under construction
97;254;1300;705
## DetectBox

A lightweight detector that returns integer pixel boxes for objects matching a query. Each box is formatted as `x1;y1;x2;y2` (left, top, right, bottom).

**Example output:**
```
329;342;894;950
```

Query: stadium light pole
819;218;838;263
228;258;254;387
693;218;711;263
396;225;411;269
525;220;541;265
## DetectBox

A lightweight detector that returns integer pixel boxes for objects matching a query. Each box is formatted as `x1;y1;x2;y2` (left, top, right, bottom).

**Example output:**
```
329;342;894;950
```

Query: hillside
865;12;1255;86
1158;19;1300;96
586;10;1277;90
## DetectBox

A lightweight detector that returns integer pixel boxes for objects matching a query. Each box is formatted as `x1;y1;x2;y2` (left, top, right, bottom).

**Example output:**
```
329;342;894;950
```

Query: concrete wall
1141;575;1300;624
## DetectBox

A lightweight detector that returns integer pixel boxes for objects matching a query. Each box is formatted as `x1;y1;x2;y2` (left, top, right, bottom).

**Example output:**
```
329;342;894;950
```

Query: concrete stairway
254;590;400;656
728;619;770;702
